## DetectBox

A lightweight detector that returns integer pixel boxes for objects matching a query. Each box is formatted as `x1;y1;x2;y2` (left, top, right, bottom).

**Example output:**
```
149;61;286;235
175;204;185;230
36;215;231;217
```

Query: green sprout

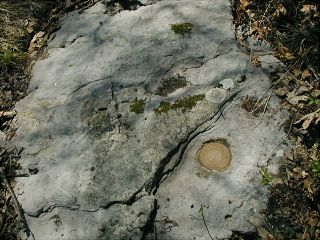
308;97;320;106
259;167;275;186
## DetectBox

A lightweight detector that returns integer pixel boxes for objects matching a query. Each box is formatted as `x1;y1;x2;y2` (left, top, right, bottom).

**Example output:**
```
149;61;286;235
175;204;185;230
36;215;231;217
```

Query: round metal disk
197;142;231;171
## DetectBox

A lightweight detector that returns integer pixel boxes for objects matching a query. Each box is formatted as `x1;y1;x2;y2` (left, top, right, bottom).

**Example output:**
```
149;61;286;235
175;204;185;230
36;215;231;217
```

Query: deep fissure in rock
146;90;241;195
104;0;145;11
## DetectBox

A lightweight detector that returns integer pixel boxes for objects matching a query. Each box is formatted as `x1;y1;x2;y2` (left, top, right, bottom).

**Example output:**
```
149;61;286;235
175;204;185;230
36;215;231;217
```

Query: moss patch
155;75;188;96
130;99;145;114
154;94;205;115
170;22;193;36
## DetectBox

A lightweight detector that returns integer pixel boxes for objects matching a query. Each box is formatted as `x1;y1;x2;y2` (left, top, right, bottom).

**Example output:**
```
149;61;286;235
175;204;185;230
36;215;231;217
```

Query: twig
259;93;272;123
0;166;32;238
250;97;268;114
255;60;299;105
268;116;295;164
200;204;214;240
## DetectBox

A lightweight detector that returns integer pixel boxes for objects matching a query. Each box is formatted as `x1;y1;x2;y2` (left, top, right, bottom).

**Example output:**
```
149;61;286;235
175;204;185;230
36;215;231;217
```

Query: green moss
156;74;188;96
130;99;145;114
170;22;193;36
154;94;205;115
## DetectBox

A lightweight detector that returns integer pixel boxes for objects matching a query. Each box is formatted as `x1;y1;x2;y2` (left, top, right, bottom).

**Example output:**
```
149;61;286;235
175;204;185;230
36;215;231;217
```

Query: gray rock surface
12;0;287;239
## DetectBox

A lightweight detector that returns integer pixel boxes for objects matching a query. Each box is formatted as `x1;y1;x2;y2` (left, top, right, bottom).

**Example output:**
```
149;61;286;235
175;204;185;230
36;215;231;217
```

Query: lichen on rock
130;98;145;114
170;22;194;36
155;74;188;96
154;94;205;114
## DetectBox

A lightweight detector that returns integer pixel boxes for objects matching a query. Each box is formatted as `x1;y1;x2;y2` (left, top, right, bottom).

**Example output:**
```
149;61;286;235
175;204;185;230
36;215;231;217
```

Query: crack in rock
27;204;99;218
140;199;158;240
104;0;159;12
70;76;112;94
128;91;241;238
29;90;240;230
145;90;241;195
29;186;146;218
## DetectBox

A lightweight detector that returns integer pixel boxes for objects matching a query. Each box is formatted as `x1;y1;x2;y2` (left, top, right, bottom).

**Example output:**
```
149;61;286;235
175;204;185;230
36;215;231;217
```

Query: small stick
200;204;214;240
0;167;30;236
250;97;268;114
259;93;272;123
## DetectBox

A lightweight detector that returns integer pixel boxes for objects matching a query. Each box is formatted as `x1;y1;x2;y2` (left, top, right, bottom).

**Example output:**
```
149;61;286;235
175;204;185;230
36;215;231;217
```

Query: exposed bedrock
12;0;288;239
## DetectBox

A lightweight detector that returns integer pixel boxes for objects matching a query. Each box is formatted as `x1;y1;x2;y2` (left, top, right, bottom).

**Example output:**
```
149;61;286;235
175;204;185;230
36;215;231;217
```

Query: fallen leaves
273;3;287;17
294;109;320;130
304;176;313;195
301;69;312;79
239;0;251;11
276;42;295;60
234;0;320;238
251;55;261;67
301;5;317;14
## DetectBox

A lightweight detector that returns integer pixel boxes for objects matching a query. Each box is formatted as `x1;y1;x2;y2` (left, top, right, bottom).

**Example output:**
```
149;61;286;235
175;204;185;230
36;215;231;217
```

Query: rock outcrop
12;1;288;239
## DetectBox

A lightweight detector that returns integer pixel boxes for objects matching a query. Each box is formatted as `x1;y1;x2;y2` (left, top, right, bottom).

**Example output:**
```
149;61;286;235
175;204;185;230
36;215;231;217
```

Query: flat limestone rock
12;1;288;239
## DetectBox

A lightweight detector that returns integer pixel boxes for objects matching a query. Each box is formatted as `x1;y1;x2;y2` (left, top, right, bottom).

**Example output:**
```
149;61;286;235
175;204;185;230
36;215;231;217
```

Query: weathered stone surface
12;1;288;239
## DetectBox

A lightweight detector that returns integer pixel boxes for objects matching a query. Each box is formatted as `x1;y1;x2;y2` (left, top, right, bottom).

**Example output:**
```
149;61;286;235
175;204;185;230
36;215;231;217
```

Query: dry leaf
275;87;288;97
296;86;310;95
26;20;39;33
311;90;320;98
287;95;309;105
292;68;301;76
274;4;287;17
304;177;313;194
293;167;304;180
239;0;251;10
246;9;255;18
294;109;320;130
301;5;317;14
308;211;319;227
277;42;295;60
251;55;261;67
301;69;312;79
257;226;274;239
310;143;319;161
0;110;16;118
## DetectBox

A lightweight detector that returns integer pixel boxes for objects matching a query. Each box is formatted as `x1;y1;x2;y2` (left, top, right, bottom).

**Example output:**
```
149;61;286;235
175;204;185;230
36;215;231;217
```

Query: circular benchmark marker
197;142;231;172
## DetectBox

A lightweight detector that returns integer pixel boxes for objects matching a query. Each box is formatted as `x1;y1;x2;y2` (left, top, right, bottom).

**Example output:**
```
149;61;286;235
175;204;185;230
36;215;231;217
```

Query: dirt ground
0;0;319;239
